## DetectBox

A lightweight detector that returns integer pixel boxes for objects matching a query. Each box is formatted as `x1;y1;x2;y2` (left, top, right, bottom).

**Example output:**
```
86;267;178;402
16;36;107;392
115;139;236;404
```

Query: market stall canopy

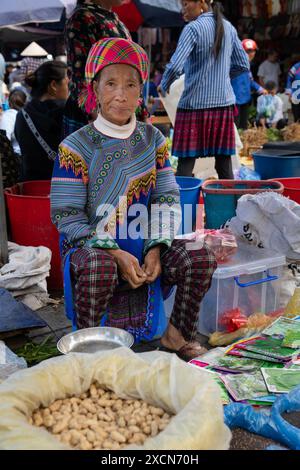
114;0;184;29
0;0;76;28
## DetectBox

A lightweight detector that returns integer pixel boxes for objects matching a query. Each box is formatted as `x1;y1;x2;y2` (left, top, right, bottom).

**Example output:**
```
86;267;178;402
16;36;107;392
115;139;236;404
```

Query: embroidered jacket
50;122;181;257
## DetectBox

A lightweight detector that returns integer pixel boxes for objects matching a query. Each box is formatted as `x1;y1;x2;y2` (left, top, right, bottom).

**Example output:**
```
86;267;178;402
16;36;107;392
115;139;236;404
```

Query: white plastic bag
0;348;231;450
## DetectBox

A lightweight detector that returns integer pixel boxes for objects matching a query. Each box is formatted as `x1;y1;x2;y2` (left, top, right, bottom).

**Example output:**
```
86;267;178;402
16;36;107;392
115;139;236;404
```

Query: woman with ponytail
160;0;249;179
15;61;68;181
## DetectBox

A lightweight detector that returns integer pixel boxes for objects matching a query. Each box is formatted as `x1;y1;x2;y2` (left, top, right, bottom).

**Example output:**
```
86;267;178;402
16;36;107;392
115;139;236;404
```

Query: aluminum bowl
57;327;134;354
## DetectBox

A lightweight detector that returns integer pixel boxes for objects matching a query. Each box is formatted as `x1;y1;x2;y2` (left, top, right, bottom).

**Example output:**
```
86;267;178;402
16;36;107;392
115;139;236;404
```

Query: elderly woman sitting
50;38;216;361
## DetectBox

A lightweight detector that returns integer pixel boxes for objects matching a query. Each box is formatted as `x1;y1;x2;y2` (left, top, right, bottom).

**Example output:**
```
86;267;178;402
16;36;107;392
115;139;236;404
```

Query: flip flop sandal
176;342;208;362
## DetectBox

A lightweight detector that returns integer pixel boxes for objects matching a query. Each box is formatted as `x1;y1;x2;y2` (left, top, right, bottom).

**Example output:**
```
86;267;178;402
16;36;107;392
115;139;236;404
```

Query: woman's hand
142;246;162;284
108;249;147;289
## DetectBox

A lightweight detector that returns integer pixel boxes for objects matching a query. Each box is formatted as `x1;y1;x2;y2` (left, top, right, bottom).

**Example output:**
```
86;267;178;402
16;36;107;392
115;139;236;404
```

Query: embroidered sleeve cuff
87;237;119;250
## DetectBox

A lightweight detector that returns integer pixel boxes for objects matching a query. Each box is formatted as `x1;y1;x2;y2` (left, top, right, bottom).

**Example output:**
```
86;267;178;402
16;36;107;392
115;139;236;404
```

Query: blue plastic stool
60;236;169;341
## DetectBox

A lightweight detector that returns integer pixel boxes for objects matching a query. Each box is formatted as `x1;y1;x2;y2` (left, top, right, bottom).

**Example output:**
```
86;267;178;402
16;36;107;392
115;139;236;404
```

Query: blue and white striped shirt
160;13;249;110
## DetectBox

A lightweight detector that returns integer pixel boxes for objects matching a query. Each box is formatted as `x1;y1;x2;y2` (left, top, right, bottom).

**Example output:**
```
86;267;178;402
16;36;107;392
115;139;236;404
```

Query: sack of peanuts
0;348;231;450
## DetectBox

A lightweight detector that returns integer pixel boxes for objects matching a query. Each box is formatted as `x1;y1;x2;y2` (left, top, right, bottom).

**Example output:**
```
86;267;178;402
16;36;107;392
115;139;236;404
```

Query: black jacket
15;99;65;181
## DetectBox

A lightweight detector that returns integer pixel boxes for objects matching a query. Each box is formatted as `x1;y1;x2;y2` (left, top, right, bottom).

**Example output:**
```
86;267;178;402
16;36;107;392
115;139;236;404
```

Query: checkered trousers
70;239;217;339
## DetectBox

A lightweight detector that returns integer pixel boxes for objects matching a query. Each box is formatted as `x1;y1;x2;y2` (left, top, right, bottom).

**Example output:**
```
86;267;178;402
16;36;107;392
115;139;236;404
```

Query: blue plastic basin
175;177;202;234
253;152;300;179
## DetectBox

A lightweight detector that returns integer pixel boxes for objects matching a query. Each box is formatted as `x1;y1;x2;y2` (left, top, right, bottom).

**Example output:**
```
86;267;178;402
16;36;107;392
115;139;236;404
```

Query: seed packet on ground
233;336;299;361
282;330;300;349
227;348;285;365
220;370;268;402
208;354;283;373
261;368;300;394
188;361;231;405
262;317;300;338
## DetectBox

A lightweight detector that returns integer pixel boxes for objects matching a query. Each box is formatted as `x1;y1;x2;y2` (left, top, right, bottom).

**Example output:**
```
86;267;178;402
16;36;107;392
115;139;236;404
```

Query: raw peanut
42;409;51;417
60;431;72;445
49;400;62;412
150;406;164;416
33;412;43;427
43;415;54;428
117;417;126;428
69;430;82;446
158;421;168;431
128;425;141;434
150;421;158;437
129;433;146;444
68;418;82;430
52;417;70;434
78;437;93;450
86;430;96;443
89;425;108;440
111;430;126;444
163;413;170;420
97;412;112;422
104;407;115;419
102;439;117;450
85;419;98;427
89;384;98;398
128;418;137;426
142;425;151;435
133;401;141;409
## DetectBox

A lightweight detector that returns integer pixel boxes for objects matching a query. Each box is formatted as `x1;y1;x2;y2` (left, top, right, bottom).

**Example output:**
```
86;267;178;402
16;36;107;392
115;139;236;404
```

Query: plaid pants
70;239;216;340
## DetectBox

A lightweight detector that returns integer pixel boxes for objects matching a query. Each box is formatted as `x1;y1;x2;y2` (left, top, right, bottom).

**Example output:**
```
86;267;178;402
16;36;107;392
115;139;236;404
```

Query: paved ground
2;293;297;451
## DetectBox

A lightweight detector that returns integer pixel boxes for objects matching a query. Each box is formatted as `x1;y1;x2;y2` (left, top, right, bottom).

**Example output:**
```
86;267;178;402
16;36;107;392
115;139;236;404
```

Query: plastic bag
180;229;238;264
224;385;300;450
235;165;261;181
0;341;27;384
0;348;231;450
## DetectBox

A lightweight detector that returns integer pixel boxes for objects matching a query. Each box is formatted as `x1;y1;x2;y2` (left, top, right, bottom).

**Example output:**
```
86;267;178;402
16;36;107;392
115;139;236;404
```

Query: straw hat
20;42;48;57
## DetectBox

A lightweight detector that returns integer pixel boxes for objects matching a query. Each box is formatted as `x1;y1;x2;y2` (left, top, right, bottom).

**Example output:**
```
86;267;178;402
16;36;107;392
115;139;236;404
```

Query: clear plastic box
163;242;286;337
198;243;286;336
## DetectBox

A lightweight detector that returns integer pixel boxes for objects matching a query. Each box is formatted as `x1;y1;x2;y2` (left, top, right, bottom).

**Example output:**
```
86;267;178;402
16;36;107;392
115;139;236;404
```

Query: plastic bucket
175;177;202;234
253;152;300;179
4;181;62;291
269;178;300;204
202;179;284;229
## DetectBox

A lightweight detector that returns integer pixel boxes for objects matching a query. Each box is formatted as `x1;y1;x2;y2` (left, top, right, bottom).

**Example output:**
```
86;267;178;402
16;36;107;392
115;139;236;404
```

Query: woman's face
53;75;69;101
181;0;204;22
94;63;142;126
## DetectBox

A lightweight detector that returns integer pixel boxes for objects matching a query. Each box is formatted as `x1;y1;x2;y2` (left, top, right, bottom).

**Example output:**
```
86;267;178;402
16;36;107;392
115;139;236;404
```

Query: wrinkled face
93;63;142;126
181;0;203;22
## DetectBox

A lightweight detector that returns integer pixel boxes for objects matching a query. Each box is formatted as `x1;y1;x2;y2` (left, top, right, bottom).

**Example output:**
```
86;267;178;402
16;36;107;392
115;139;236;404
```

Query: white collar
93;112;136;139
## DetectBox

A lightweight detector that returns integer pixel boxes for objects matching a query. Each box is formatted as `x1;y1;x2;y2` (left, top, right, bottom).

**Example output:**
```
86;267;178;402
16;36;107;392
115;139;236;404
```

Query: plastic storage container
4;181;62;291
202;180;284;229
175;177;202;234
198;243;286;336
270;178;300;204
253;150;300;179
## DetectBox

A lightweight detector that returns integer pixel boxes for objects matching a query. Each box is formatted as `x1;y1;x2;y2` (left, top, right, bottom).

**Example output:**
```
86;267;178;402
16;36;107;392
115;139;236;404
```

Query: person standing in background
159;0;249;179
232;39;266;130
257;50;281;88
63;0;130;137
286;60;300;122
19;42;49;83
15;61;68;181
0;90;26;155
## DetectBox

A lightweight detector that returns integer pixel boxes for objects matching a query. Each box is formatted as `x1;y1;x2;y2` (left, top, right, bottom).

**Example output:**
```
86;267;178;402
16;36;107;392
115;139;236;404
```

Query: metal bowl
57;327;134;354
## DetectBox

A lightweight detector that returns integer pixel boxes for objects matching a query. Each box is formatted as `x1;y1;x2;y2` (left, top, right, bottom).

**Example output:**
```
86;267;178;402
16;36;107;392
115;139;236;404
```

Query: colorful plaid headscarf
79;37;149;114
